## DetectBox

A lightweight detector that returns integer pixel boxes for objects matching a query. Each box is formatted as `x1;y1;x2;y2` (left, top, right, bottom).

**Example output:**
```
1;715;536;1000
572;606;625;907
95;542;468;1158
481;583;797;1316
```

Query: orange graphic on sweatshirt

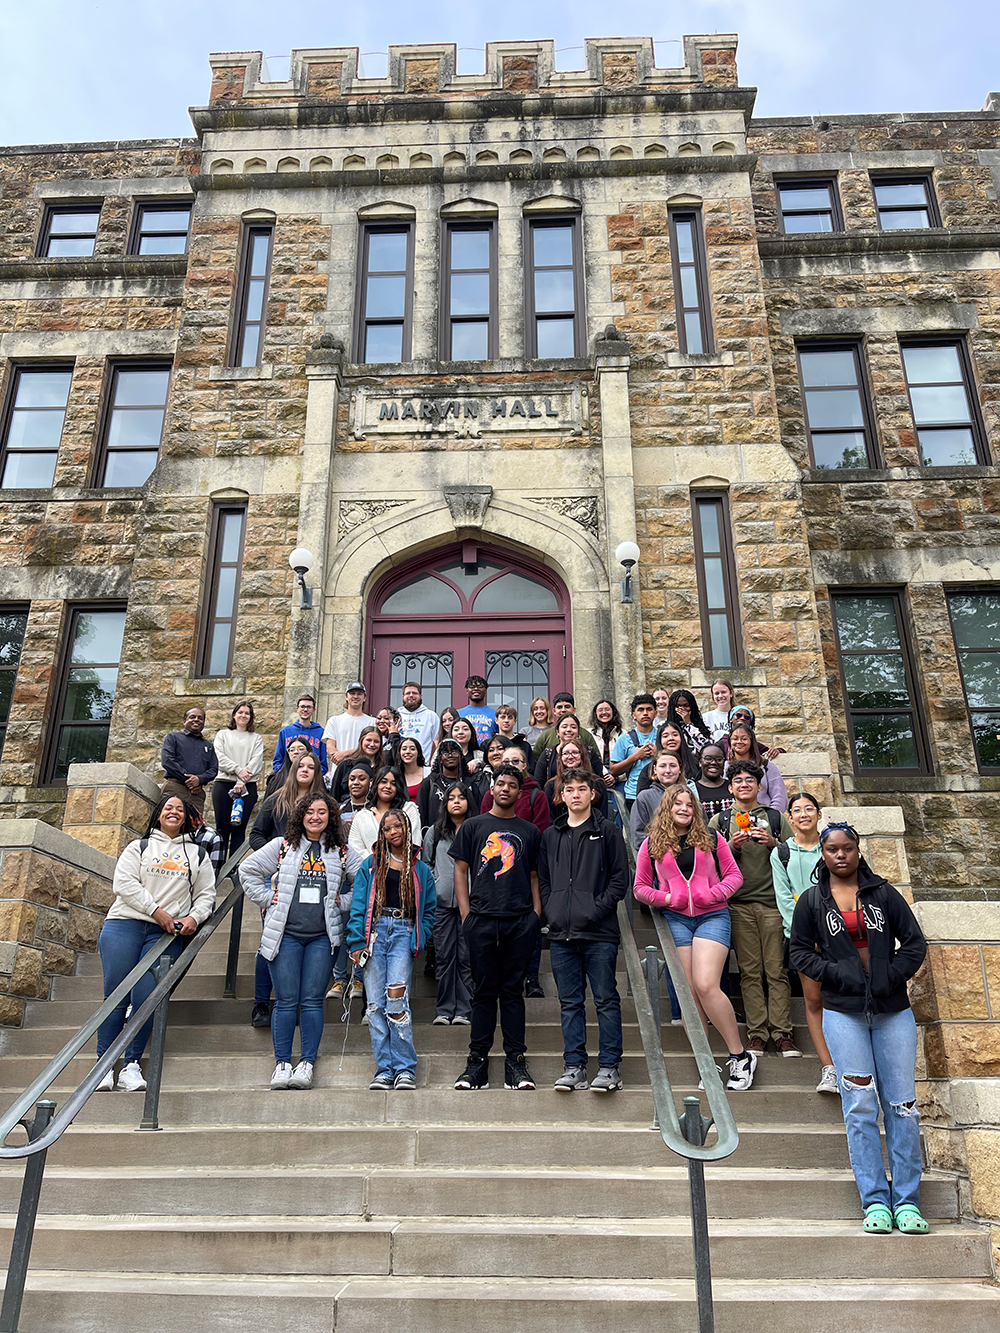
478;831;522;879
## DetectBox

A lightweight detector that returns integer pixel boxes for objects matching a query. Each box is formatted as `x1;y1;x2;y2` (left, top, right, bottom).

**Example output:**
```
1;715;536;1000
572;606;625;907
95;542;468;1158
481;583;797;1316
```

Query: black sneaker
454;1057;489;1090
504;1055;536;1090
251;1003;271;1028
524;978;544;998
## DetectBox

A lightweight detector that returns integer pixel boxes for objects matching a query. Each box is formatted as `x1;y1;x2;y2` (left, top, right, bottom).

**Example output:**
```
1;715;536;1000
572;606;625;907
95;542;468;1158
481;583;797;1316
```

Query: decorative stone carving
527;494;600;539
337;499;409;541
444;485;492;530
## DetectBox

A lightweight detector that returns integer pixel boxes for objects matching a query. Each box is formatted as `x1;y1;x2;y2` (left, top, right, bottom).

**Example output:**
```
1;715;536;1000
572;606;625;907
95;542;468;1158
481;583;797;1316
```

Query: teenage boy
531;692;597;758
609;693;658;811
458;675;498;747
272;694;327;774
451;765;542;1091
322;682;375;765
495;705;533;767
709;760;798;1057
398;681;440;758
539;768;629;1092
161;706;218;814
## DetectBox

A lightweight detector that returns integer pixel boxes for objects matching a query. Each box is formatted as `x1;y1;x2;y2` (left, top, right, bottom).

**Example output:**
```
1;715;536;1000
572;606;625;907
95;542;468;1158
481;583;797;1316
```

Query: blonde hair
529;696;553;725
647;783;716;860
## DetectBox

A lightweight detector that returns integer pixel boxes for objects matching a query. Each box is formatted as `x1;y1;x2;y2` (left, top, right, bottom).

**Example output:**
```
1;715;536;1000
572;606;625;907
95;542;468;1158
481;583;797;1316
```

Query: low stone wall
62;762;161;859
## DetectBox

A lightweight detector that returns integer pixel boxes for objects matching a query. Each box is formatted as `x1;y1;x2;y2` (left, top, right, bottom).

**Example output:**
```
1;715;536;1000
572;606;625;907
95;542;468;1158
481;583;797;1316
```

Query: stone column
62;762;160;859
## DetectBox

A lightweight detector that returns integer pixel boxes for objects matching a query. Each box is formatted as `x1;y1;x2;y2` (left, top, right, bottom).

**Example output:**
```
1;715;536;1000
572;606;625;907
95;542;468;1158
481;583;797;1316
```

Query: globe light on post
288;548;315;610
614;540;640;605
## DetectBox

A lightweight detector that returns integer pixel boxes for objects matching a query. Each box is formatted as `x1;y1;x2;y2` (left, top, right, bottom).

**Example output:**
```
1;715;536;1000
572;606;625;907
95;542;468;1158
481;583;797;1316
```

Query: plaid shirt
192;823;224;875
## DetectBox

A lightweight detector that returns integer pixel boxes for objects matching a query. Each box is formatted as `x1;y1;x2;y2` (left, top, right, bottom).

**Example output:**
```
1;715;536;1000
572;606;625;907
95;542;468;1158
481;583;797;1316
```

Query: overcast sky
2;0;998;146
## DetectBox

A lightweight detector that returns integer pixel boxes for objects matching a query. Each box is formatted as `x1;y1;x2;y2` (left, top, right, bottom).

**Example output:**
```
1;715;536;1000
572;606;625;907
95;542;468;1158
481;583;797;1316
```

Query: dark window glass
98;364;170;487
47;607;126;782
359;225;412;363
42;207;101;257
444;223;494;360
832;593;926;772
527;219;581;358
692;493;742;668
669;210;713;355
232;226;273;368
198;506;246;677
873;176;936;230
778;179;841;234
133;204;192;255
798;343;874;469
0;609;28;760
947;590;1000;772
900;339;985;467
1;366;73;489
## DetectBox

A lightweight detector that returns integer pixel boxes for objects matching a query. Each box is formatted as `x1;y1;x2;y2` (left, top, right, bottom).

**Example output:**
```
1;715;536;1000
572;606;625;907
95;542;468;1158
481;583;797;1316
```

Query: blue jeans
97;919;182;1063
549;939;623;1069
267;933;334;1064
822;1007;922;1212
364;916;417;1079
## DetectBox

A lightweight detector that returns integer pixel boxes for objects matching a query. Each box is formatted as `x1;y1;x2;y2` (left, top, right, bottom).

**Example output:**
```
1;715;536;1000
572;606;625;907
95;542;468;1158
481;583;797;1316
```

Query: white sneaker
816;1064;839;1095
270;1061;294;1090
287;1060;314;1090
432;1015;451;1025
725;1049;758;1092
116;1061;146;1092
96;1068;115;1092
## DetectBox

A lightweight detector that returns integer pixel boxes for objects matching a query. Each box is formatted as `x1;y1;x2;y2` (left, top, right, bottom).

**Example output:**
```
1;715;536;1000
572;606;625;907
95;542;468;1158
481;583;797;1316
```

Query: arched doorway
366;541;570;719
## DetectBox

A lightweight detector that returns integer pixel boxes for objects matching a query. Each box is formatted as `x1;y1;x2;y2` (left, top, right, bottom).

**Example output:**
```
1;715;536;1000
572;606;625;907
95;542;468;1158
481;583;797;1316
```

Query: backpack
777;841;791;868
716;807;782;841
139;836;208;866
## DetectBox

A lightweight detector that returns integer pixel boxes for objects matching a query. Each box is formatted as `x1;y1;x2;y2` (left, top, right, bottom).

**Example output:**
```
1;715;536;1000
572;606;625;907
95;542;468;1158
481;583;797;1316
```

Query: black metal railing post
223;883;244;999
0;1099;56;1333
137;955;172;1132
682;1094;715;1333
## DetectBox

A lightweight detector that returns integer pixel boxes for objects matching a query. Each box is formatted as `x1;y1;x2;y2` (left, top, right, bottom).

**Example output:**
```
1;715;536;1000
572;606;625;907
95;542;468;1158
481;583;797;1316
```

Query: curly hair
370;810;416;921
284;791;347;851
647;783;716;860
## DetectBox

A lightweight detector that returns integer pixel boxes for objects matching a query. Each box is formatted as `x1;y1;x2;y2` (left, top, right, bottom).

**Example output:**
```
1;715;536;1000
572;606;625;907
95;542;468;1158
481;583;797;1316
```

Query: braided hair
370;809;416;921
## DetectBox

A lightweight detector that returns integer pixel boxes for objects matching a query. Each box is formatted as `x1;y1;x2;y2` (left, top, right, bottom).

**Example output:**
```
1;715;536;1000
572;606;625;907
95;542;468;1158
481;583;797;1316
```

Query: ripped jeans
364;915;417;1080
822;1006;922;1212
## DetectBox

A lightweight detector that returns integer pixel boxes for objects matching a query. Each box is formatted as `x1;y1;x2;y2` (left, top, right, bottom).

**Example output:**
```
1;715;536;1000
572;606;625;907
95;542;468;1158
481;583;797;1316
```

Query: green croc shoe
862;1204;893;1234
894;1205;929;1234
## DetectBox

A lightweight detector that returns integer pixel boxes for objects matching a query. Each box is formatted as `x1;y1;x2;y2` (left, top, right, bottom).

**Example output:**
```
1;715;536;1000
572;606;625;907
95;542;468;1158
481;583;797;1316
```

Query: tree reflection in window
48;608;126;782
947;590;1000;772
832;594;924;771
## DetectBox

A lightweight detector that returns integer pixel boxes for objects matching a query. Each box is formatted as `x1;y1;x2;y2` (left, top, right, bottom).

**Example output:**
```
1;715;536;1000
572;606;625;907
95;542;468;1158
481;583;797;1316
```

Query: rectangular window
197;506;246;677
96;362;170;487
692;492;743;669
873;175;938;230
130;203;192;255
40;205;102;257
442;222;496;361
669;209;714;355
0;365;73;489
797;342;876;469
831;591;927;773
357;224;413;363
777;178;842;234
947;590;1000;773
231;225;273;368
526;217;583;359
899;338;987;467
45;606;126;784
0;608;28;761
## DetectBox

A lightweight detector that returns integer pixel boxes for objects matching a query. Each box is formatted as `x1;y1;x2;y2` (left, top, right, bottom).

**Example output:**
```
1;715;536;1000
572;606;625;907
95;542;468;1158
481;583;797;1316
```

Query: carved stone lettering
349;386;585;439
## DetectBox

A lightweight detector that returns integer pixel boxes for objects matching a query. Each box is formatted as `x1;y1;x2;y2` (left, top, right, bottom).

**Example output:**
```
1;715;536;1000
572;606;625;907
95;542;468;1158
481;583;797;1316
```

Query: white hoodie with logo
107;829;217;926
397;703;440;758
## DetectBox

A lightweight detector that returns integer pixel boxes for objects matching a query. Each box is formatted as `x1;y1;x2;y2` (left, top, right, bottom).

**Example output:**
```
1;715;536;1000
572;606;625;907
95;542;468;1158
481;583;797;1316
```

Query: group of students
91;673;932;1236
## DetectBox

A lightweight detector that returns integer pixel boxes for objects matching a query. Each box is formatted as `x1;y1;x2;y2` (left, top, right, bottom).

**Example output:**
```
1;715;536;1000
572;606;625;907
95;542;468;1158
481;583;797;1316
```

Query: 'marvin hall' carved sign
349;385;586;439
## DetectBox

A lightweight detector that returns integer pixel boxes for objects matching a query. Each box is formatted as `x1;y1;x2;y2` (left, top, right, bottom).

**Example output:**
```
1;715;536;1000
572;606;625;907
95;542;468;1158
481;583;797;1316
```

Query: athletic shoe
726;1049;758;1092
95;1068;115;1092
454;1057;489;1090
350;980;364;999
670;1018;684;1026
117;1061;146;1092
432;1014;451;1025
369;1073;394;1090
747;1036;767;1056
775;1035;802;1058
816;1064;839;1094
251;1002;271;1028
524;978;545;998
590;1066;623;1093
326;980;346;998
287;1060;314;1090
270;1062;293;1090
553;1065;589;1092
394;1072;416;1090
451;1014;471;1026
504;1056;536;1090
698;1065;723;1091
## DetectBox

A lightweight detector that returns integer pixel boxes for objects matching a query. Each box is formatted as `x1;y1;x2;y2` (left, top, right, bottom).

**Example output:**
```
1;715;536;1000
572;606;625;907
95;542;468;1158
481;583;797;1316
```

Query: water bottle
230;795;244;827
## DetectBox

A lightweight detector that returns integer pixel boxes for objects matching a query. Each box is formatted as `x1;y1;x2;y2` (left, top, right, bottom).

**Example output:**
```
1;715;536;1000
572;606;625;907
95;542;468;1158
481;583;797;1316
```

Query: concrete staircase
0;922;997;1331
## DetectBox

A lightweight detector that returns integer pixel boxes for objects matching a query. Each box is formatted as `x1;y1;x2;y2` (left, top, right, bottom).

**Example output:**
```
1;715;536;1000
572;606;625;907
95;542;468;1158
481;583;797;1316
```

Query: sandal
862;1204;893;1234
893;1205;929;1234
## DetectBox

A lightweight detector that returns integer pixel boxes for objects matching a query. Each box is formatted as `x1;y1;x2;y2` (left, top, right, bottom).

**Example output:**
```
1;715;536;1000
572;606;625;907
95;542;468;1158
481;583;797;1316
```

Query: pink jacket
634;836;743;916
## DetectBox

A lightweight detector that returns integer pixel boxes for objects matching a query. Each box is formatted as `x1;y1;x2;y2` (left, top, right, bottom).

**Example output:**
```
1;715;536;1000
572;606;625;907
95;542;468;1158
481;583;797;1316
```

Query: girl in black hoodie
789;822;928;1237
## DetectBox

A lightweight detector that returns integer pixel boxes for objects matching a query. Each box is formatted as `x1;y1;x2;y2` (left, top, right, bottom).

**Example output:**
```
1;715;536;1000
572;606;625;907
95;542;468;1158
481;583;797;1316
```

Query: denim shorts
662;906;731;949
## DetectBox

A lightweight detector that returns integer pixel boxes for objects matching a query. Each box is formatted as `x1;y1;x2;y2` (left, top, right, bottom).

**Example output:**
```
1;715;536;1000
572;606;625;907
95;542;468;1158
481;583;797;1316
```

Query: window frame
0;361;74;491
38;202;102;258
871;173;940;230
795;338;880;470
898;334;990;467
830;588;931;776
229;222;274;368
195;503;248;679
668;207;715;356
439;219;498;362
353;221;415;365
523;214;585;360
691;489;744;669
128;200;193;256
775;175;844;235
945;586;1000;775
91;359;172;488
42;602;127;786
0;604;29;762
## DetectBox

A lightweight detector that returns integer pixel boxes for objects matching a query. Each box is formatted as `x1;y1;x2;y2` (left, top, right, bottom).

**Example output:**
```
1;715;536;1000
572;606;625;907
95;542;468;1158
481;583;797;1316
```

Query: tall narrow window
131;203;192;255
797;342;876;469
0;608;28;761
197;506;246;677
357;225;413;363
232;225;273;367
900;339;987;467
777;178;842;234
443;222;495;360
0;365;73;489
946;589;1000;773
97;363;170;487
873;175;938;230
526;217;582;358
669;210;713;355
692;492;743;668
40;206;101;257
831;592;927;773
46;606;126;783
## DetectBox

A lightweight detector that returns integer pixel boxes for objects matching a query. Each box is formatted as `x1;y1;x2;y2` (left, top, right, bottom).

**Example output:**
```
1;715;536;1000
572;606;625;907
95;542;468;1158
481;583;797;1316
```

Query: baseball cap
346;681;366;692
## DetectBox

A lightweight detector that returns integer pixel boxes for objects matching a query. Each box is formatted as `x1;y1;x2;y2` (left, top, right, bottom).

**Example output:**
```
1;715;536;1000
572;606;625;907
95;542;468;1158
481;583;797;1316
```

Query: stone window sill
803;464;1000;483
666;351;735;368
208;365;274;382
0;486;144;502
345;357;592;378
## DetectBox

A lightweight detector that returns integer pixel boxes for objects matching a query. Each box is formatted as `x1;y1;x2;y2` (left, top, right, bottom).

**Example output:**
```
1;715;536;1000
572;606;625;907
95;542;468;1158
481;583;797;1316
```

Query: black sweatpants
464;911;540;1060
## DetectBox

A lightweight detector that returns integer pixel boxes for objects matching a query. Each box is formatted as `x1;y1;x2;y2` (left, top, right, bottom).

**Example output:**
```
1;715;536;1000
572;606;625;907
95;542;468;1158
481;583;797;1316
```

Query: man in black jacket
538;767;629;1092
161;706;218;814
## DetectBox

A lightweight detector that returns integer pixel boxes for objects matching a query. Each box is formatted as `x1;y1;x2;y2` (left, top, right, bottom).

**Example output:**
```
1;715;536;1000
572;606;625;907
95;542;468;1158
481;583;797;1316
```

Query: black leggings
212;780;258;862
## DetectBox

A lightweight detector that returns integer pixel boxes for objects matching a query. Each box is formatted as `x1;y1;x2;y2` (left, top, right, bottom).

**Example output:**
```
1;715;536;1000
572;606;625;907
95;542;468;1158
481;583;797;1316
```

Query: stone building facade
0;32;998;914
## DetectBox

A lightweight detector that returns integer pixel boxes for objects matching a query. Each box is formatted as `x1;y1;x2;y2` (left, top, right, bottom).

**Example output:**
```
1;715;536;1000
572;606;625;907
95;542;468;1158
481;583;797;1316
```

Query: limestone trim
337;498;410;541
0;817;116;879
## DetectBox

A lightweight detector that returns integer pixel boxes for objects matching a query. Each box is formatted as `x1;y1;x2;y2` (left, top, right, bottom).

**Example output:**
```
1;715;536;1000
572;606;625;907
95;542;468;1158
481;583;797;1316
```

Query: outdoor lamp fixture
615;541;641;605
288;548;315;610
